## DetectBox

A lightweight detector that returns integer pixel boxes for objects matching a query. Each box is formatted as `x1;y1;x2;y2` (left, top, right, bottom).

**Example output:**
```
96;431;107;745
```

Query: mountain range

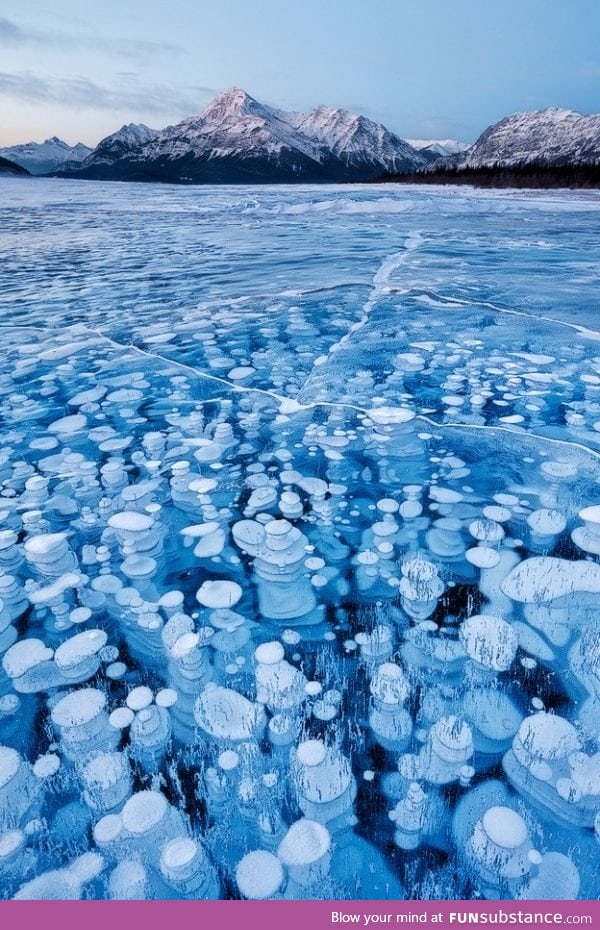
1;90;598;186
431;107;600;172
49;88;429;183
0;136;91;175
406;139;470;161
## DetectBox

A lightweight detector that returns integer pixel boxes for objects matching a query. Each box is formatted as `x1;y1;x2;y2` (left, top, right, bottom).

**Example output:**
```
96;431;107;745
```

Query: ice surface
1;179;600;899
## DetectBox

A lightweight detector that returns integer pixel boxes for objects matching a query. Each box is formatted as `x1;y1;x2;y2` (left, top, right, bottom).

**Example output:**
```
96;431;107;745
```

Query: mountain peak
108;123;157;144
201;87;261;122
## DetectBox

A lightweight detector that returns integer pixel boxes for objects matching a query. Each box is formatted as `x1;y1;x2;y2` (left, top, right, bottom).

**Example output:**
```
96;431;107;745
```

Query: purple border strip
1;900;599;930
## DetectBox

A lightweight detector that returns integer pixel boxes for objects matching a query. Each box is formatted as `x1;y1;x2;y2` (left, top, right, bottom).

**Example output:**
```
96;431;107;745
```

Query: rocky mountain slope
77;123;158;170
435;108;600;170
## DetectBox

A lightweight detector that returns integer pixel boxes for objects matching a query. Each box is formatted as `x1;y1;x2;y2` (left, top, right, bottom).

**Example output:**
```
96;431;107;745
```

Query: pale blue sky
1;0;599;147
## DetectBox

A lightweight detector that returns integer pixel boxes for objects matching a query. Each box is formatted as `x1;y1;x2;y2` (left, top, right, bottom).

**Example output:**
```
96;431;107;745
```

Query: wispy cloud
0;15;181;60
0;16;23;41
0;71;214;116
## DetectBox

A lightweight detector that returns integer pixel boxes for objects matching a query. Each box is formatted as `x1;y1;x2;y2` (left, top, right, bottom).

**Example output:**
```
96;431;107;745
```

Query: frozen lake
0;179;599;900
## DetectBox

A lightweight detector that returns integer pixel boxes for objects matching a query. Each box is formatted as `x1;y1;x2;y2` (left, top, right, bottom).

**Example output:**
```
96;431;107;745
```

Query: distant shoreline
3;168;600;191
371;163;600;190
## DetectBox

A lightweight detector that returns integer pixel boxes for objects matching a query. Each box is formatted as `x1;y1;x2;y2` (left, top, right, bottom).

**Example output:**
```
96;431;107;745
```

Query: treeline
372;162;600;189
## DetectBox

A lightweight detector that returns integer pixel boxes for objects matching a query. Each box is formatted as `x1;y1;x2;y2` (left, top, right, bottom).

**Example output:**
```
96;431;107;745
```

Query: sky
1;0;599;147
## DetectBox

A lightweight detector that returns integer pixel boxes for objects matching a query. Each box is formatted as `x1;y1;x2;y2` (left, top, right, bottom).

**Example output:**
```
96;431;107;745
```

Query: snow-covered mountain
77;123;158;169
406;139;470;162
0;137;91;175
436;108;600;170
0;155;30;176
292;105;424;174
57;88;426;183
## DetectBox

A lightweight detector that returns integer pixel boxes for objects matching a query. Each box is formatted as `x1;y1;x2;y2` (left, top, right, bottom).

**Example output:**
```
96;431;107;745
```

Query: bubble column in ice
426;515;467;574
389;782;428;850
160;836;220;899
80;751;133;814
51;688;119;762
24;533;78;578
53;629;108;684
571;505;600;557
100;460;128;495
0;530;24;576
21;510;51;539
232;519;323;626
169;460;201;513
0;574;28;623
355;625;394;667
293;739;357;827
107;860;149;900
368;661;412;750
195;682;267;747
106;511;164;562
0;745;40;827
2;636;58;693
365;407;428;487
254;640;307;715
459;614;518;678
539;461;578;512
277;817;332;899
93;790;191;888
414;715;474;785
458;614;523;754
398;557;444;621
466;805;536;898
526;507;567;553
24;570;84;640
127;688;173;775
163;622;213;741
114;589;165;670
353;501;401;598
235;848;285;899
503;711;600;828
467;517;521;619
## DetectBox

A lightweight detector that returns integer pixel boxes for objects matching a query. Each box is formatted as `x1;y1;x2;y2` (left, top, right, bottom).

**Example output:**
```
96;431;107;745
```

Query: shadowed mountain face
0;155;30;176
55;88;427;184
